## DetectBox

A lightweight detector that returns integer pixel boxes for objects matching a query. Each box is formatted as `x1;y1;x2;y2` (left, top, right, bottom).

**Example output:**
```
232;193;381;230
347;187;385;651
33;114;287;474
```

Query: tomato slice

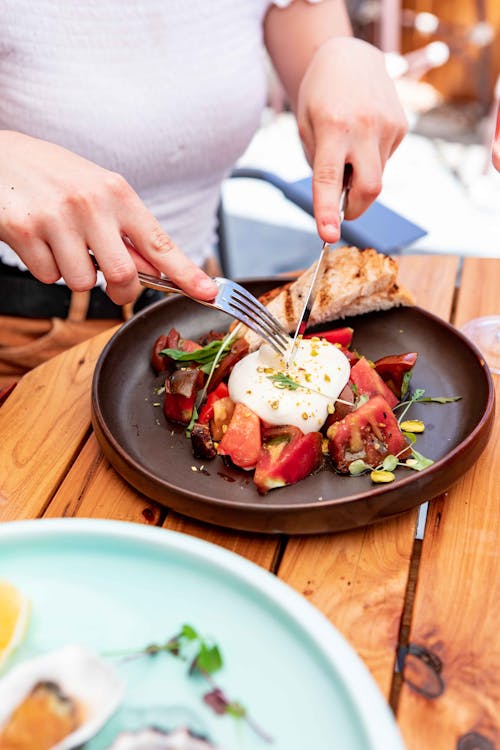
374;353;418;398
350;357;399;408
327;395;410;473
254;427;323;494
304;326;354;347
198;382;229;424
218;403;261;470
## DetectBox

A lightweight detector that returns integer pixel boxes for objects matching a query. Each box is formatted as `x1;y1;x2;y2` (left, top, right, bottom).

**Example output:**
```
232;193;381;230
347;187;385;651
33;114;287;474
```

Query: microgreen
414;396;462;404
401;431;418;444
400;370;413;398
395;387;426;423
267;372;300;390
192;325;241;424
348;459;372;475
354;393;369;409
185;404;199;438
406;449;434;471
382;454;399;472
110;622;272;744
394;389;461;424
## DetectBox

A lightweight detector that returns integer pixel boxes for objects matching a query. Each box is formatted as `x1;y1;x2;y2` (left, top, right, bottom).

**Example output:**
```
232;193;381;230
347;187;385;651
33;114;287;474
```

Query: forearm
264;0;352;111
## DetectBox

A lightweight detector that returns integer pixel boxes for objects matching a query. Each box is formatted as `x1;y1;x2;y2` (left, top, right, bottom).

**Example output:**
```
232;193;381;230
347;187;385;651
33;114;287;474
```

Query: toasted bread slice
241;247;414;350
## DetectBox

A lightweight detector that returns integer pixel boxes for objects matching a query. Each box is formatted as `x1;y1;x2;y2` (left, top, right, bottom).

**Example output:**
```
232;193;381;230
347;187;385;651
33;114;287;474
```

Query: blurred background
221;0;500;277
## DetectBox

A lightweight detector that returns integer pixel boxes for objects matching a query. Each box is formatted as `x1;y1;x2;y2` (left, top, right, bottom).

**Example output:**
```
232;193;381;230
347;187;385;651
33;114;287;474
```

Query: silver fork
136;273;289;355
88;249;290;355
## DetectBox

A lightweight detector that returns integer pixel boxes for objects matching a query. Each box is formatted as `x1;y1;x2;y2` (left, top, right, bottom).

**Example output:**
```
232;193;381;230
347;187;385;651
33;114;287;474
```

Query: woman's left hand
297;37;408;243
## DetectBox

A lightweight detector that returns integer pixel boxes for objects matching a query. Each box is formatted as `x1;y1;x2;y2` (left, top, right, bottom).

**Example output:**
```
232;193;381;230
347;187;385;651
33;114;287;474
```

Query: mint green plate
0;519;404;749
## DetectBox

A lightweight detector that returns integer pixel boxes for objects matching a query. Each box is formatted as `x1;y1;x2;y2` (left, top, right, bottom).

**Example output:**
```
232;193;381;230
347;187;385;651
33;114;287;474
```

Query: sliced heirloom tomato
254;426;323;494
304;326;354;347
349;357;399;408
151;328;180;374
208;338;249;391
163;368;204;425
218;403;261;470
151;329;201;374
339;345;360;368
324;383;355;430
198;383;229;425
374;352;418;398
327;395;411;474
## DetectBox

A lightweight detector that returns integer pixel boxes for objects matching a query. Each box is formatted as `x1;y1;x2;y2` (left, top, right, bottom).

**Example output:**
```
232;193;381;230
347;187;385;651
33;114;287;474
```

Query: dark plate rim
91;281;495;514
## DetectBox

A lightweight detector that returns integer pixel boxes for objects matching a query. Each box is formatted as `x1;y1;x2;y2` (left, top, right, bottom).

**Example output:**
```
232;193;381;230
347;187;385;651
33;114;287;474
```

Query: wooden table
1;255;499;749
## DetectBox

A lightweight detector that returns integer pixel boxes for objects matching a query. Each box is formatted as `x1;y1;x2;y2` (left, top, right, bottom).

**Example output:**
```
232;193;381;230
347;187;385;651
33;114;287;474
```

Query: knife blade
286;164;352;366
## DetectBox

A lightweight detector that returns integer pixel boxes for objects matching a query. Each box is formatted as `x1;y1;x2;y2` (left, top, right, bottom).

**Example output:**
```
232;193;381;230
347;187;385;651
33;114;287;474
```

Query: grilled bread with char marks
241;246;414;351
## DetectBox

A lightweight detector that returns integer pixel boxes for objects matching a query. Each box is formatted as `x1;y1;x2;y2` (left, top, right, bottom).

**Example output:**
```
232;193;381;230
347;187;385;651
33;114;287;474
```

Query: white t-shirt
0;0;315;271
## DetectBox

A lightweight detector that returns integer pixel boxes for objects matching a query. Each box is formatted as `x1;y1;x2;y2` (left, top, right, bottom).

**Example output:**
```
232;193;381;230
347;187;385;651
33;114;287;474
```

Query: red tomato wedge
163;368;204;425
327;395;410;473
350;357;399;408
304;326;354;347
374;352;418;398
218;403;261;470
198;383;229;425
254;426;323;494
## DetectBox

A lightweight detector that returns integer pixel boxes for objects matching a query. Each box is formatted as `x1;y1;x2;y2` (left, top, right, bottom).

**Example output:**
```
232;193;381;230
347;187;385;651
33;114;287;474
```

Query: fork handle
88;253;211;300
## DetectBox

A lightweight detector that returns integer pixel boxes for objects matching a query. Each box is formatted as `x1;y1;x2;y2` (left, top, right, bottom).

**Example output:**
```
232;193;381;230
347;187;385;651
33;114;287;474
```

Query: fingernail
324;224;337;235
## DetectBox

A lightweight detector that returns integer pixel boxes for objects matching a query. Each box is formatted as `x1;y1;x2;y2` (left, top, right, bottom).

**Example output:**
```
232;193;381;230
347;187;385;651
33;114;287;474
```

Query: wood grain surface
277;254;460;698
0;326;118;521
397;256;500;749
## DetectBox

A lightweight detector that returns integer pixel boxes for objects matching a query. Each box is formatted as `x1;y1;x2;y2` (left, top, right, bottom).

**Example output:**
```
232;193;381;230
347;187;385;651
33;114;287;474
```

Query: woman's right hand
0;130;218;305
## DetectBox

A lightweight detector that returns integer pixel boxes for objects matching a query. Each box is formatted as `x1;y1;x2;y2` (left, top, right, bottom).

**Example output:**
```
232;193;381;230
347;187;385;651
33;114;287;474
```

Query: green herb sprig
394;388;461;424
267;372;300;390
110;624;272;744
161;339;233;375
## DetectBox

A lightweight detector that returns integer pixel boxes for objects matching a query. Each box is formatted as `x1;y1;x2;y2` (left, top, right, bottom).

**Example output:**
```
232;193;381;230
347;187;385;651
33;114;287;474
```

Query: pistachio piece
370;469;396;483
400;419;425;433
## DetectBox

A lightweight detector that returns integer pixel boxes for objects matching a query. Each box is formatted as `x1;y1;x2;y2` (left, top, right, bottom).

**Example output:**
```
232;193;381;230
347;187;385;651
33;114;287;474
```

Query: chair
217;167;427;278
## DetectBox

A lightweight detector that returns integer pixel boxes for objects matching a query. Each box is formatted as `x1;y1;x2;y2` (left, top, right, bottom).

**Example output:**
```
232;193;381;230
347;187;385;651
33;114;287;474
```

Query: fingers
343;147;382;221
312;125;348;244
312;125;384;233
10;238;61;284
121;203;218;301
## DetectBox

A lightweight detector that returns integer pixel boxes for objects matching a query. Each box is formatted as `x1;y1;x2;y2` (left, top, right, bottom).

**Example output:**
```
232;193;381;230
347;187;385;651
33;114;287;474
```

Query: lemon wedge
0;579;30;671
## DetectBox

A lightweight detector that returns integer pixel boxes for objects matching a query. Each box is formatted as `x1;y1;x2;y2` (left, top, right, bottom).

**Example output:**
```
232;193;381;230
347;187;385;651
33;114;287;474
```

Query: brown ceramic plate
91;279;495;534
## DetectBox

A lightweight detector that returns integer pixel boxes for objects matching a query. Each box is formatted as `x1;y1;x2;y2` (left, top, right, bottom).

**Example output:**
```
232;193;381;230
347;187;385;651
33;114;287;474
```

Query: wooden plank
397;257;500;748
277;254;460;698
0;326;118;521
277;515;419;698
453;257;500;328
164;512;280;568
43;434;163;525
395;253;459;315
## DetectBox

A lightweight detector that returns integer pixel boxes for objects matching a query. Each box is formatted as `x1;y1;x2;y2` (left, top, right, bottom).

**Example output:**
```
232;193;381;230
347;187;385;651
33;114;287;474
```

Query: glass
460;100;500;375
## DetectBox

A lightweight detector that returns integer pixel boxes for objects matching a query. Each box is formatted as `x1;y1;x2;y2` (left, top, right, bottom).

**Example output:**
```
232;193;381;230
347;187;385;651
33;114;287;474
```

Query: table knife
286;164;352;365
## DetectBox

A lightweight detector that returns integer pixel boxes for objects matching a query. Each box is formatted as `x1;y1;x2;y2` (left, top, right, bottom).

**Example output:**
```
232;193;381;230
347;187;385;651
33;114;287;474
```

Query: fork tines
227;287;289;356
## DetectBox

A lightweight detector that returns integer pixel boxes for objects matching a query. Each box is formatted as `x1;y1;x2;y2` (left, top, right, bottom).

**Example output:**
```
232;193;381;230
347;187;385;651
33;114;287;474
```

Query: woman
0;0;407;380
